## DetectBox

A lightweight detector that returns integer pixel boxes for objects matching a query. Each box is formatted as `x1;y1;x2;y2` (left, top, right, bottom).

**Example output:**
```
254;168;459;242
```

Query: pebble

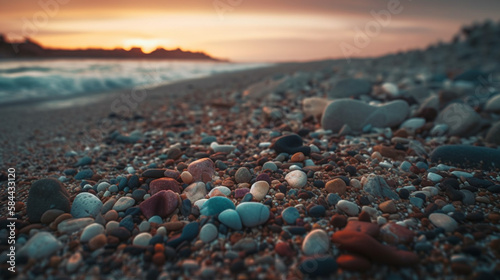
40;209;65;224
325;178;347;195
429;213;458;232
218;209;242;230
97;182;110;192
336;200;359;216
187;158;215;183
331;230;418;266
58;217;95;234
327;193;342;205
74;169;94;180
249;181;270;201
236;202;270;227
200;196;235;216
180;171;193;184
80;223;105;242
309;205;326;217
199;223;218;243
112;197;136;211
18;231;63;259
235;167;252;183
88;234;107;251
321;99;409;133
379;223;414;244
133;232;152;246
285;170;308;188
427;172;443;182
302;229;330;255
282;206;300;224
271;134;311;156
27;178;71;223
337;254;371;272
210;142;235;153
436;103;481;136
150;178;182;194
362;174;399;200
485;94;500;113
183;182;207;202
71;193;103;218
431;145;500;169
379;200;397;213
262;161;278;171
139;190;179;218
400;118;425;131
299;255;338;277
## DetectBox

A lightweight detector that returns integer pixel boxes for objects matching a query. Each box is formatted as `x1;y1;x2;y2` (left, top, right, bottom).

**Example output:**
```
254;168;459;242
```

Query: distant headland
0;35;224;61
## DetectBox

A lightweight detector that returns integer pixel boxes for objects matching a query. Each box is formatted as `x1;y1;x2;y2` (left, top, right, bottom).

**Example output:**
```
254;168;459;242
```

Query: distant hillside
0;35;224;61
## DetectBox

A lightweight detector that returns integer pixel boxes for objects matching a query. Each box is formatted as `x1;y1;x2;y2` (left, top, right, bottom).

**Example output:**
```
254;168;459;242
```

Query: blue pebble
410;197;424;208
74;156;92;167
128;175;140;189
416;162;428;170
64;169;77;175
399;161;411;172
125;207;141;216
327;193;341;205
242;193;253;202
282;207;300;224
119;215;134;232
75;169;93;180
200;197;235;216
148;216;163;224
308;205;326;217
117;177;127;190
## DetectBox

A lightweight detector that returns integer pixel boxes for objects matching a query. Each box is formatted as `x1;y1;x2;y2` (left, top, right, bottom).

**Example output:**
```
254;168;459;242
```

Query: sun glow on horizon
122;38;175;53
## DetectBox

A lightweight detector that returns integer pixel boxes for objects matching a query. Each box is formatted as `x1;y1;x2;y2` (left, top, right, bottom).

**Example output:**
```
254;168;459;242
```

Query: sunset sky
1;0;499;62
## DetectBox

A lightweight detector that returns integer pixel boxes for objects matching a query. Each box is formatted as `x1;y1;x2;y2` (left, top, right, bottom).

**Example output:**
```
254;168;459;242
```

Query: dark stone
308;205;326;217
446;186;464;201
128;175;140;189
119;216;135;232
141;169;167;178
442;178;460;190
430;145;500;170
466;212;484;222
398;189;410;199
109;227;131;241
345;165;357;176
132;189;147;202
466;178;493;189
27;178;70;223
487;185;500;193
271;134;311;156
74;156;92;167
313;180;325;189
299;255;338;277
166;222;199;248
74;169;93;180
181;199;191;217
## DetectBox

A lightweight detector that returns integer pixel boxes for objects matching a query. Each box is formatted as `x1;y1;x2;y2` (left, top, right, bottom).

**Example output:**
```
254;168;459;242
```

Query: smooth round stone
336;200;359;216
379;200;397;213
436;103;481;136
236;202;270;227
180;171;193;184
27;178;71;223
108;185;118;193
285;170;307;188
427;172;443;182
150;178;182;194
430;145;500;169
18;232;63;259
138;221;150;232
112;197;135;212
58;218;95;234
410;197;423;208
194;199;208;209
322;99;409;133
381;82;399;95
235;167;252;183
40;209;65;224
325;178;347;195
262;161;278;171
429;213;458;232
327;193;342;205
209;186;231;196
460;190;475;205
302;97;329;118
71;193;103;218
282;207;300;225
299;255;338;277
183;182;207;203
271;134;311;156
210;142;235;153
451;171;473;178
442;204;455;213
74;169;93;180
309;205;326;217
97;182;110;192
187;158;215;183
200;223;218;243
362;175;399;200
399;161;411;172
302;229;330;255
400;118;425;131
148;215;163;224
66;252;82;272
485;94;500;113
218;209;242;230
80;223;105;242
234;188;250;198
200;196;235;216
133;232;152;246
250;181;270;201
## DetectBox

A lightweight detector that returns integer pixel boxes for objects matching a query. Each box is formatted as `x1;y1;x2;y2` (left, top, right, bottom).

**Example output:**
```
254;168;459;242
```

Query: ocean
0;59;271;104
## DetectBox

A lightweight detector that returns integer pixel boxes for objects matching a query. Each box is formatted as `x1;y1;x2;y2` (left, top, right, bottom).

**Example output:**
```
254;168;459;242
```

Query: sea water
0;59;271;104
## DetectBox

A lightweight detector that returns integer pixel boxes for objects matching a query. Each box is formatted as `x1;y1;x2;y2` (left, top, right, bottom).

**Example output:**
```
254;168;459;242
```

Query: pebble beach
1;22;500;279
